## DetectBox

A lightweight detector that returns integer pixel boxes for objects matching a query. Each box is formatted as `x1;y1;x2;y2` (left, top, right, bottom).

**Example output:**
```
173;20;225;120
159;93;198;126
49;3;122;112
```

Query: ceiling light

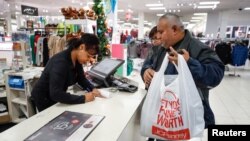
149;7;165;10
193;13;207;16
178;10;181;12
145;3;163;7
173;10;176;13
197;6;215;9
88;2;94;5
127;9;133;13
117;9;124;12
169;10;172;12
244;7;250;10
189;3;192;6
181;4;184;6
187;24;195;29
124;22;131;25
191;17;204;19
199;1;220;5
183;22;190;24
212;5;217;10
177;4;180;6
132;18;139;20
157;14;164;16
190;19;200;22
80;3;83;6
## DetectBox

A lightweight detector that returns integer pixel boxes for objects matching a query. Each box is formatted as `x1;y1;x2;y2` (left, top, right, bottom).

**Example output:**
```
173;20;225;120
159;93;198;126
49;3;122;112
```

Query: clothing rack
229;42;248;77
19;27;70;30
209;38;249;77
19;27;70;37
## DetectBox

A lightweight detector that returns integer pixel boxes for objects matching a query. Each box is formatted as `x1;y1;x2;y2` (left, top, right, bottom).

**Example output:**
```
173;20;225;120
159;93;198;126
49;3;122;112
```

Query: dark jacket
141;45;161;78
142;30;225;128
31;49;94;111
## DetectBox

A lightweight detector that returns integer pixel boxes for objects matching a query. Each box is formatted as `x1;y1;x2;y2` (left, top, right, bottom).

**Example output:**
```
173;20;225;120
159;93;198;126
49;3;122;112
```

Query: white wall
190;19;207;36
206;10;250;38
205;12;220;38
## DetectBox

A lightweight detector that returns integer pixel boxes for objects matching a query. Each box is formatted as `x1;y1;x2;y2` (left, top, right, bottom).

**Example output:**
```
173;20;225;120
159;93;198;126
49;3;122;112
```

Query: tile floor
201;62;250;141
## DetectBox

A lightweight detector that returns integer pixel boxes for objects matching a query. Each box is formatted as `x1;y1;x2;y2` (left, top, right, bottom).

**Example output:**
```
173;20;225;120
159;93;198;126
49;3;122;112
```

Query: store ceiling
1;0;250;24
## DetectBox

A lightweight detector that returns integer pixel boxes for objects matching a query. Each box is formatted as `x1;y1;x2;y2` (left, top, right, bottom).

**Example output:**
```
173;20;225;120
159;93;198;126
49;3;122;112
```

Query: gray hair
159;13;184;30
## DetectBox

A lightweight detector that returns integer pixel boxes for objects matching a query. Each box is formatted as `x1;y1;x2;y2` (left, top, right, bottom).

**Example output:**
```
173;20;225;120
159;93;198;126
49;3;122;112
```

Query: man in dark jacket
147;13;225;132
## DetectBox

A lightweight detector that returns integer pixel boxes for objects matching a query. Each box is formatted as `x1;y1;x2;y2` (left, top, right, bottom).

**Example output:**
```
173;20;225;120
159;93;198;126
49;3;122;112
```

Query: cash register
87;58;138;93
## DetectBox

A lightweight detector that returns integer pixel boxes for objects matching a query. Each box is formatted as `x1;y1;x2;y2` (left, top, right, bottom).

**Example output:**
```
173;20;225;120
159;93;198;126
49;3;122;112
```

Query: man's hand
143;68;155;88
168;47;190;65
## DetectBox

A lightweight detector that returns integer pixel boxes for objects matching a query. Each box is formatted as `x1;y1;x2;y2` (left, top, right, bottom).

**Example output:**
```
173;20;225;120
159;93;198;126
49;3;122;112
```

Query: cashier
31;33;101;111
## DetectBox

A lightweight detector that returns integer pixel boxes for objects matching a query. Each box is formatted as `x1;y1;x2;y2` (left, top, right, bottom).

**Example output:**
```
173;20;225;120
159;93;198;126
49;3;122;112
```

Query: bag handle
171;54;186;74
158;53;170;75
176;54;196;84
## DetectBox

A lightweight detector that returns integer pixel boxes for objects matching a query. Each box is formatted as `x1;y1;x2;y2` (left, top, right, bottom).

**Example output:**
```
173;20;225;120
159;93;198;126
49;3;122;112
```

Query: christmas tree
93;0;110;61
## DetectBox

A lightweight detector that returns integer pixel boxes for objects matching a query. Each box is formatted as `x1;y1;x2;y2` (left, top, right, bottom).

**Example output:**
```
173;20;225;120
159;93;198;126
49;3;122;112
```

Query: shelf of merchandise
0;91;6;98
9;88;25;91
5;69;41;123
0;112;8;116
12;97;26;105
64;19;96;25
64;19;96;34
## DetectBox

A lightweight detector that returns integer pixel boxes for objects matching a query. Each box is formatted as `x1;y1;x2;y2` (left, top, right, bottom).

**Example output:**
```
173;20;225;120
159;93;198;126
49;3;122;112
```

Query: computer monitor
88;58;124;87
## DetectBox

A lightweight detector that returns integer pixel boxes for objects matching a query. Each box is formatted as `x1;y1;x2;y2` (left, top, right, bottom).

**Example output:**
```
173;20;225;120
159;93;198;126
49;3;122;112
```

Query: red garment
34;35;40;57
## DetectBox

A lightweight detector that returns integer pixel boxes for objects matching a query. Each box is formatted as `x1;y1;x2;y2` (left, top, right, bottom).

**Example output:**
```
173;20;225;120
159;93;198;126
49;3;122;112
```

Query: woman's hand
85;89;104;102
85;92;95;102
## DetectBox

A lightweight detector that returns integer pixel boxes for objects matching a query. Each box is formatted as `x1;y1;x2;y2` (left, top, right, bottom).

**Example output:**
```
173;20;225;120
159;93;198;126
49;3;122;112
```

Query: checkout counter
0;60;147;141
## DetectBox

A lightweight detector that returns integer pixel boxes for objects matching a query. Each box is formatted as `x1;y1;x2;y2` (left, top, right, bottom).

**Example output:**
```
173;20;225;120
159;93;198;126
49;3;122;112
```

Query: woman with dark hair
31;33;102;112
141;26;162;88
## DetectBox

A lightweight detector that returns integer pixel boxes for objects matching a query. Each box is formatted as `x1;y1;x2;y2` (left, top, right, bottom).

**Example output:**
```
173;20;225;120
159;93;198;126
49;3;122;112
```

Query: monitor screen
89;58;124;79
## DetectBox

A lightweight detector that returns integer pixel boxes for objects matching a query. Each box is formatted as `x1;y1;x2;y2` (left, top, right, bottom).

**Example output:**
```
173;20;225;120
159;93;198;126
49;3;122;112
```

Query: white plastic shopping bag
140;54;205;140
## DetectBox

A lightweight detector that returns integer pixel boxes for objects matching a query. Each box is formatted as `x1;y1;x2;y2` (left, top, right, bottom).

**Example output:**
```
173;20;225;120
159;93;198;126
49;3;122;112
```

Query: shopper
31;33;102;112
148;13;225;140
141;26;162;88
